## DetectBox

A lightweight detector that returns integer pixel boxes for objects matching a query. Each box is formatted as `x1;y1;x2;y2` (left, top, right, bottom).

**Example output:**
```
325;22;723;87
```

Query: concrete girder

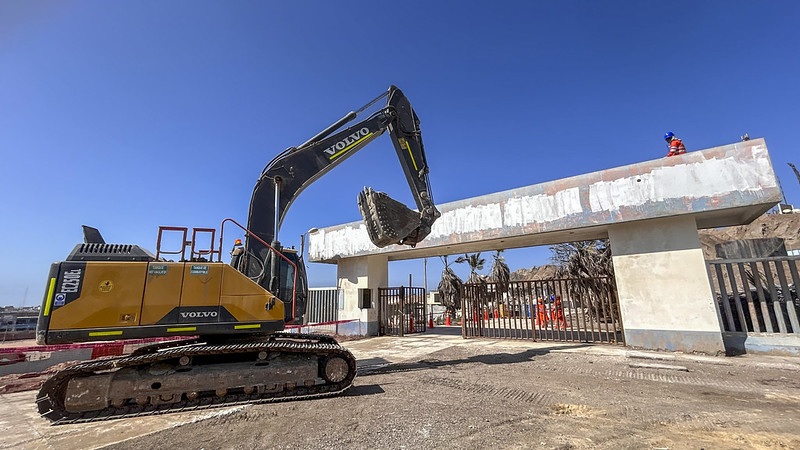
309;138;780;263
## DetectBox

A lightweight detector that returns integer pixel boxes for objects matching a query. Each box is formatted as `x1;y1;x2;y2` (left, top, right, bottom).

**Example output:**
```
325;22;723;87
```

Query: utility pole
423;258;428;292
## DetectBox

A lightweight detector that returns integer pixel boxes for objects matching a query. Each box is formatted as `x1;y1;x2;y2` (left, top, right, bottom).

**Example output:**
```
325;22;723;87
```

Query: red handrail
218;218;298;322
156;226;188;260
190;227;220;261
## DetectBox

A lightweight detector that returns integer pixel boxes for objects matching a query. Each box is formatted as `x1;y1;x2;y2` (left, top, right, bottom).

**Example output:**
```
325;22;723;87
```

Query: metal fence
378;287;427;336
287;319;362;336
707;257;799;334
461;278;624;344
306;288;340;324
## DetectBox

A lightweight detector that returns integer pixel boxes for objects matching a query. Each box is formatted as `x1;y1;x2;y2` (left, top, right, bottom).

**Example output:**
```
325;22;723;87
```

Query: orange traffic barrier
409;316;415;333
446;316;451;326
429;313;434;329
484;311;489;320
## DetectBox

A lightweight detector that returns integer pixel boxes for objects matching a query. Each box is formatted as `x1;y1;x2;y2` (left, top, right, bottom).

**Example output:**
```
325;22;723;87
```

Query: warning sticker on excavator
190;265;209;275
98;280;114;292
148;264;168;276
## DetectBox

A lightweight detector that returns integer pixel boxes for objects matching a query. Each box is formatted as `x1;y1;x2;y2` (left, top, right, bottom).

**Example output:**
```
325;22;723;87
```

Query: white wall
336;255;387;335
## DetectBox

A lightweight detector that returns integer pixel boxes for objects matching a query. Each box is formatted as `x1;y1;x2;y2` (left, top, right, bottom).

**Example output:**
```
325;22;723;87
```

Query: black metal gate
462;278;624;344
707;256;799;334
378;287;427;336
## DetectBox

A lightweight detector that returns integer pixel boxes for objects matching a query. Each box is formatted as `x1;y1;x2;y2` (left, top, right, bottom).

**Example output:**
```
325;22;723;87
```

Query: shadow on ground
356;344;589;377
343;384;386;397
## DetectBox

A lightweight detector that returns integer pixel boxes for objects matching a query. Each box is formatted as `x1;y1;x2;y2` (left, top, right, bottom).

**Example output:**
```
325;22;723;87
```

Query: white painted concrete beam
309;139;781;263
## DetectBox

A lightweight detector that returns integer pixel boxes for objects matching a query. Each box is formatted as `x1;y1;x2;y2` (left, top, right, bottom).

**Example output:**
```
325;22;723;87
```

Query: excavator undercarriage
37;333;356;424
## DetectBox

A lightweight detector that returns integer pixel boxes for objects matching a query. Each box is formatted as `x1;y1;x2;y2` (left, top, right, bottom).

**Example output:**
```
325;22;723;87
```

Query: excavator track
36;334;356;425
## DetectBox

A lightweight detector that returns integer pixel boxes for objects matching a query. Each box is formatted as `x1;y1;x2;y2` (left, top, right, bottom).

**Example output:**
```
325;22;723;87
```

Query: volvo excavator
35;85;440;424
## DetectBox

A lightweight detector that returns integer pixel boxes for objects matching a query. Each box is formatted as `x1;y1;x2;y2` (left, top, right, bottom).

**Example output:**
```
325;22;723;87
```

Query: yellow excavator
35;86;440;424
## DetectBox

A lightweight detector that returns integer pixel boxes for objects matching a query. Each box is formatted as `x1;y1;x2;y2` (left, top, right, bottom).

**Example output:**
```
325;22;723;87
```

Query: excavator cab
230;242;306;323
274;248;306;324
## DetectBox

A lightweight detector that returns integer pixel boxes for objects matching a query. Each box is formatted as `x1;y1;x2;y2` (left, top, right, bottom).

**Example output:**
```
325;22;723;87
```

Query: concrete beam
309;138;780;263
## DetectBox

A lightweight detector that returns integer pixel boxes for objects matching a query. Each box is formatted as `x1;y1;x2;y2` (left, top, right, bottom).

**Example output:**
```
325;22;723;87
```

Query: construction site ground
2;327;800;450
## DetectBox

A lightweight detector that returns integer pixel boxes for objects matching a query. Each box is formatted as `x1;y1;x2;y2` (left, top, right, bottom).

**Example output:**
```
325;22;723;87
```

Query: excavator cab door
276;250;307;324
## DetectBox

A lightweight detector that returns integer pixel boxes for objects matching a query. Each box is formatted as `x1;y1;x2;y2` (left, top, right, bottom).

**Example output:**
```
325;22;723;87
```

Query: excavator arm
241;86;440;287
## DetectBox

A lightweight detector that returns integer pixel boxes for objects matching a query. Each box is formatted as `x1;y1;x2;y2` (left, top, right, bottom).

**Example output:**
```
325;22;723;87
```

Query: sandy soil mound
698;213;800;259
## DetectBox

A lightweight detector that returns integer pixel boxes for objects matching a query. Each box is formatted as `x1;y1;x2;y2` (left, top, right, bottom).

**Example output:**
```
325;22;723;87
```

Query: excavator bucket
358;187;422;248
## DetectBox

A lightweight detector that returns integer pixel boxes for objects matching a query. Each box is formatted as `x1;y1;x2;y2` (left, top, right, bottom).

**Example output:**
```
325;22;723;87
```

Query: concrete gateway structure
308;139;782;354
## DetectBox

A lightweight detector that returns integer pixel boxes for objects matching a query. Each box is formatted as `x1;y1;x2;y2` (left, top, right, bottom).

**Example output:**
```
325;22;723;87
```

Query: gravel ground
103;335;800;450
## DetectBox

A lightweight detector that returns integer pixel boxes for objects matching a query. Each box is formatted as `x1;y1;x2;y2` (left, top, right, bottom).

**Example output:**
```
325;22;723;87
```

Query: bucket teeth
358;187;422;248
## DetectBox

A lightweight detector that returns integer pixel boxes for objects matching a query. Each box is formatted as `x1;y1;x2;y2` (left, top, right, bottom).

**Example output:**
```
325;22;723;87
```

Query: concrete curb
626;349;800;371
628;362;689;372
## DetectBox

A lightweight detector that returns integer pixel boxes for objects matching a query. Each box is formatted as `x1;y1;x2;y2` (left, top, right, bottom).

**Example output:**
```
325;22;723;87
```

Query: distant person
664;132;686;157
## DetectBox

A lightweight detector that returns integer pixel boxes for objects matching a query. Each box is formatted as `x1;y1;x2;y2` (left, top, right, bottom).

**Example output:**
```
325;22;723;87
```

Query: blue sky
2;1;799;306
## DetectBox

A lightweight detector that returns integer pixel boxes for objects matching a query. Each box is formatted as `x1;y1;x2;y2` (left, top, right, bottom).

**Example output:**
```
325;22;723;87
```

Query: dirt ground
109;342;799;449
4;329;797;450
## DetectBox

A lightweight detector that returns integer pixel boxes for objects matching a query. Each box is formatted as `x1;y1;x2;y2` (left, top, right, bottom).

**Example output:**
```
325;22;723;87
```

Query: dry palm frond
550;240;618;321
490;250;510;294
438;256;463;319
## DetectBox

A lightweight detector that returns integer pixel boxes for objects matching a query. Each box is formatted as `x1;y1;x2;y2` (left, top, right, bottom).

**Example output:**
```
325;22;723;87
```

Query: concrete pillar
608;215;725;354
336;254;388;336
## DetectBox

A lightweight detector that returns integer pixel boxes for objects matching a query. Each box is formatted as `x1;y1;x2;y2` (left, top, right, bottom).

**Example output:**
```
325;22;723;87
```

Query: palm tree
490;250;510;293
437;256;463;320
490;250;511;314
456;252;489;318
549;240;617;321
455;252;486;285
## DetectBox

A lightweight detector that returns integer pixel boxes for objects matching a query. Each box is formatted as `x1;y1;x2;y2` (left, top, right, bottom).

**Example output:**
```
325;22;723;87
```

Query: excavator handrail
218;217;297;322
155;226;188;260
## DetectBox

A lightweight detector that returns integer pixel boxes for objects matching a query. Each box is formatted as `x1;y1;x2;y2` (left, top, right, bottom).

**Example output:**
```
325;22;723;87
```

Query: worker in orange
552;296;566;328
664;132;686;157
536;298;547;324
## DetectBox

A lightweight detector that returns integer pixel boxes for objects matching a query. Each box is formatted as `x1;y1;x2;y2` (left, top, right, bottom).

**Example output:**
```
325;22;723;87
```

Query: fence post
424;288;428;332
461;285;467;338
399;286;405;337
